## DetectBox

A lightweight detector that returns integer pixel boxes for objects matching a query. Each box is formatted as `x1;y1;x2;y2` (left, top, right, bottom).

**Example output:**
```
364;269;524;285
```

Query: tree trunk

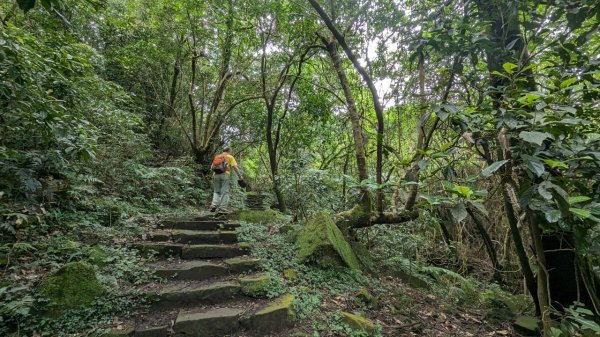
405;53;427;210
323;39;368;183
466;204;502;282
309;0;384;212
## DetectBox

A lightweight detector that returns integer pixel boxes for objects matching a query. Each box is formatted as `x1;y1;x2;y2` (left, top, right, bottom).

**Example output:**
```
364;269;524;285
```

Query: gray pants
211;173;230;212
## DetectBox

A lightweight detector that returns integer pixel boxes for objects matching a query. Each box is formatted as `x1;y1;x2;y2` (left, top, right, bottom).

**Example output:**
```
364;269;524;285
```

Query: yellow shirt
214;153;238;174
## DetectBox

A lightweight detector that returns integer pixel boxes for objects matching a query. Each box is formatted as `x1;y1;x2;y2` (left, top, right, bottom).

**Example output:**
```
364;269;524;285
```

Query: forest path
107;214;295;337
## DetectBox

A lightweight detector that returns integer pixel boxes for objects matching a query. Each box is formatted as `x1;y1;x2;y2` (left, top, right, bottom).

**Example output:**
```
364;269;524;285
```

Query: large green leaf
454;185;474;198
569;208;591;219
522;155;545;177
450;203;468;222
543;159;568;169
568;196;591;204
502;62;518;74
519;131;551;146
481;160;509;177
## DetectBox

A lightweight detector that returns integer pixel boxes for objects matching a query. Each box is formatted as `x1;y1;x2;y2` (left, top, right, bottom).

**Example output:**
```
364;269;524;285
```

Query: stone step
153;261;228;281
173;307;243;337
153;257;260;281
151;281;241;309
181;243;250;259
160;220;240;231
133;242;182;258
147;230;238;244
224;257;261;273
133;242;250;259
171;294;296;337
106;295;295;337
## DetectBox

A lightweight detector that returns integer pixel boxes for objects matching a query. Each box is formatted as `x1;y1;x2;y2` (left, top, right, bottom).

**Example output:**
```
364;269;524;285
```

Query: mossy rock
37;261;105;317
248;294;296;333
283;268;298;280
341;311;375;334
355;287;379;309
240;273;271;297
88;245;111;266
296;212;360;270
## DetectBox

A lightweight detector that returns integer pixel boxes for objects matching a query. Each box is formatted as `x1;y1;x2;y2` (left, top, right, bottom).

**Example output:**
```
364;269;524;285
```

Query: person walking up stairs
210;146;244;216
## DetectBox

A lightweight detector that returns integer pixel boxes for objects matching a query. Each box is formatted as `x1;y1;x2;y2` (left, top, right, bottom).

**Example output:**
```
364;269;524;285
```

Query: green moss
240;273;271;297
355;287;378;309
88;245;110;266
37;261;105;317
296;212;360;270
283;268;298;280
238;209;285;224
0;252;7;267
256;294;295;319
341;311;375;333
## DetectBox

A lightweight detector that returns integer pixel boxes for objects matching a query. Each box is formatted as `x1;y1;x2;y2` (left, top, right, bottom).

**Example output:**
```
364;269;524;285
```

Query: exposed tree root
335;201;418;230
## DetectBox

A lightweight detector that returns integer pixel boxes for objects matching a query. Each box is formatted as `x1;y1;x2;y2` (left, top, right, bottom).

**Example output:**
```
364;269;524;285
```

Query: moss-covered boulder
341;311;375;334
296;212;360;270
37;261;105;317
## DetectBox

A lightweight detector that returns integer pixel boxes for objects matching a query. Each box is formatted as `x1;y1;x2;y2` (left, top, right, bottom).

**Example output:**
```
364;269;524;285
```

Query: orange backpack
212;154;228;173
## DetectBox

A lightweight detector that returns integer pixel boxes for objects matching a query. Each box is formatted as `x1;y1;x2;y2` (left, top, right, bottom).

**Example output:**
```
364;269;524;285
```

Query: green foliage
550;304;600;337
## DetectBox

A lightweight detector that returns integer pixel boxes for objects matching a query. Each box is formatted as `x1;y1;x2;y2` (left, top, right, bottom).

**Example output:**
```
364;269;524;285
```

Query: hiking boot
210;206;217;212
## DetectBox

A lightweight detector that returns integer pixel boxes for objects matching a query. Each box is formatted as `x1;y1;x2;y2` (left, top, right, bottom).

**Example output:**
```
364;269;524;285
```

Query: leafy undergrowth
237;211;534;337
0;201;204;336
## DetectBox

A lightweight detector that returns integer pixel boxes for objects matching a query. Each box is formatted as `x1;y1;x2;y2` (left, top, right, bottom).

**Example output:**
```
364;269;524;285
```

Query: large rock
37;261;105;317
296;212;360;269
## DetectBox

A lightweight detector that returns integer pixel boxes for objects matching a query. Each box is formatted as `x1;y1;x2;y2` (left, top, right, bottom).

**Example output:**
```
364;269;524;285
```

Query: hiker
210;146;244;214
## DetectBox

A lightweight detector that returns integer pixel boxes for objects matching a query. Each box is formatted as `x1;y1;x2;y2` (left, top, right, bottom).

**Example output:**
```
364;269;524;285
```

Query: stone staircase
107;216;295;337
